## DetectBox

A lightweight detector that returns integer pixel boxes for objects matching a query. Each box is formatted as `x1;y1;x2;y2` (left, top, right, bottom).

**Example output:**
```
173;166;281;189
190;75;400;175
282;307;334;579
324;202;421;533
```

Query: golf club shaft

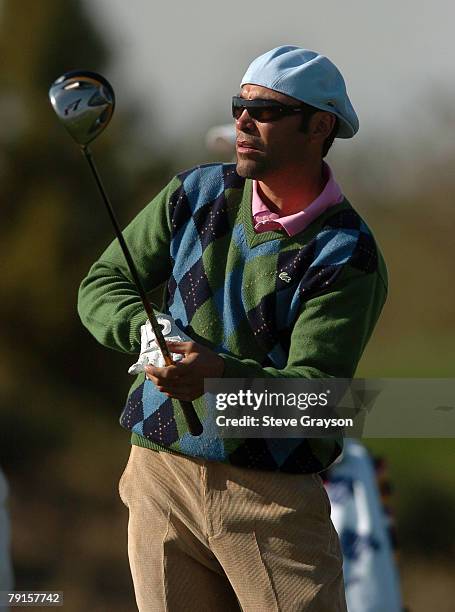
82;146;203;436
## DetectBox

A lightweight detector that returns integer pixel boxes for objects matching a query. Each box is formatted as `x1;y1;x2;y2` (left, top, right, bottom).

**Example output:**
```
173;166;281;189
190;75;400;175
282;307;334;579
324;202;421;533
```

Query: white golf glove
128;314;192;375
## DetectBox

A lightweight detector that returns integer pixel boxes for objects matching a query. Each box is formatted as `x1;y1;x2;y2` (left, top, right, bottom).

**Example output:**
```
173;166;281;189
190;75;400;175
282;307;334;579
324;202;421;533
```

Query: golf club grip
180;400;203;436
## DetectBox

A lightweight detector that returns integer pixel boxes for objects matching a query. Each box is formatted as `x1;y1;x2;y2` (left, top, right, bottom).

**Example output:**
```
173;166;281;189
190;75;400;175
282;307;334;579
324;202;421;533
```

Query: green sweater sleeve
220;266;388;379
77;176;179;354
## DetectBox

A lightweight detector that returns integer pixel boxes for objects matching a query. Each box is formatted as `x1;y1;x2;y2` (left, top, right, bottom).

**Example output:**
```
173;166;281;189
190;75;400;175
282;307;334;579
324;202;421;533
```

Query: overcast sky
86;0;455;155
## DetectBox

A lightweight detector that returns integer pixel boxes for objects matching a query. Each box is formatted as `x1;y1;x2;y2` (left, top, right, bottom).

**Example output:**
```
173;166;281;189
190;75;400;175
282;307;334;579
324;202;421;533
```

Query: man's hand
144;340;225;401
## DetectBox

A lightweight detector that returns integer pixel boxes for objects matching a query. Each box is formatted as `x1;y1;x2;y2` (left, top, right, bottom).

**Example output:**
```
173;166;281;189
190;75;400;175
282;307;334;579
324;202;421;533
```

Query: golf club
49;70;203;436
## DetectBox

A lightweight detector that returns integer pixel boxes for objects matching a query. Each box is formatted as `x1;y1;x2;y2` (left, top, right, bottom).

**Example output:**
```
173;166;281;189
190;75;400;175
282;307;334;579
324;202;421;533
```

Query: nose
235;108;256;131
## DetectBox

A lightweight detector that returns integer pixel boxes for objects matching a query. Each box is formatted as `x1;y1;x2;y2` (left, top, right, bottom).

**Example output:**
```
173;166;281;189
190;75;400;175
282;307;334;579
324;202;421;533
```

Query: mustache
236;134;263;150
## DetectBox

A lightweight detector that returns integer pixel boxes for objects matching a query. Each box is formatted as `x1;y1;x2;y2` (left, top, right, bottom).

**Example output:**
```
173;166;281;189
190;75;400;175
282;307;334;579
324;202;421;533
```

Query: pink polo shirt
252;162;343;236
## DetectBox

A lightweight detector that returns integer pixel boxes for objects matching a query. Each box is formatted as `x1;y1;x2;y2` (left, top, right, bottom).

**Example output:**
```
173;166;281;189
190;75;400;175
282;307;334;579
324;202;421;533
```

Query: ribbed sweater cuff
220;353;255;378
128;308;148;350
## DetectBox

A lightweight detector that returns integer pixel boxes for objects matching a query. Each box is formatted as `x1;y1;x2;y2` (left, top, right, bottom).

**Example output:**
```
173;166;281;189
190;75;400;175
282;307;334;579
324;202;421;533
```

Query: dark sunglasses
232;95;304;122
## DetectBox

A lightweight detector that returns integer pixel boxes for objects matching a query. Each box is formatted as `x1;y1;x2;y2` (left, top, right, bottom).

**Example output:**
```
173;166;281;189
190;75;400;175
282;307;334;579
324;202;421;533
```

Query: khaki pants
119;445;347;612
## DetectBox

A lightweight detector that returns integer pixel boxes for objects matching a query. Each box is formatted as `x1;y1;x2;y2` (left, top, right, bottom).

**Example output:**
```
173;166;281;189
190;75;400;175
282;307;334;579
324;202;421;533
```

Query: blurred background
0;0;454;610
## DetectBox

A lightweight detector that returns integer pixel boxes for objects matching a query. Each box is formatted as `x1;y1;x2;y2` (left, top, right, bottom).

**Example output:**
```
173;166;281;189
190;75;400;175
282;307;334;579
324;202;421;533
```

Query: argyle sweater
78;163;388;473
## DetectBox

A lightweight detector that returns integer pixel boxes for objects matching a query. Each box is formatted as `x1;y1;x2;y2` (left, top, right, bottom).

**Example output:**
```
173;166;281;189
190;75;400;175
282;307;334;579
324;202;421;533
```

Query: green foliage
365;439;455;559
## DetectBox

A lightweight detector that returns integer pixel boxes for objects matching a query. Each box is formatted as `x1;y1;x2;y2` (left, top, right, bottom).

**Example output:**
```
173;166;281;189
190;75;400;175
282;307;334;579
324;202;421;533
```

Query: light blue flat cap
240;45;359;138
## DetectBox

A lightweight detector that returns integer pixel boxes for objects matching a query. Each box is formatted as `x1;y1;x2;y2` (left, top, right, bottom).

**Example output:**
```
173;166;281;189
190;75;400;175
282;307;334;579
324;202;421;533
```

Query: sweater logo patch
278;271;292;283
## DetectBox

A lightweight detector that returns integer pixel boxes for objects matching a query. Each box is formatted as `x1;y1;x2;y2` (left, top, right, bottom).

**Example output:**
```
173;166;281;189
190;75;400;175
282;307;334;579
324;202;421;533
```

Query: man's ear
310;112;336;140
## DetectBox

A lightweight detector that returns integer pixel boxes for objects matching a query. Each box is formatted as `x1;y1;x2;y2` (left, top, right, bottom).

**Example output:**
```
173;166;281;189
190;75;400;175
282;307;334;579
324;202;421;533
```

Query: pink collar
252;162;343;236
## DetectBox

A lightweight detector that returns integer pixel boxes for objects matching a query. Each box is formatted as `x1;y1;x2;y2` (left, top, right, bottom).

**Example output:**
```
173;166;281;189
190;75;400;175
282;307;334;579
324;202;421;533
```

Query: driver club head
49;70;115;147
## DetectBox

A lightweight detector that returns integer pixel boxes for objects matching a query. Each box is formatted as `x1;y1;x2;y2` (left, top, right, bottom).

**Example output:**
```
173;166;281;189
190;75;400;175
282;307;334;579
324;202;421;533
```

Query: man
78;46;387;611
204;124;403;612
